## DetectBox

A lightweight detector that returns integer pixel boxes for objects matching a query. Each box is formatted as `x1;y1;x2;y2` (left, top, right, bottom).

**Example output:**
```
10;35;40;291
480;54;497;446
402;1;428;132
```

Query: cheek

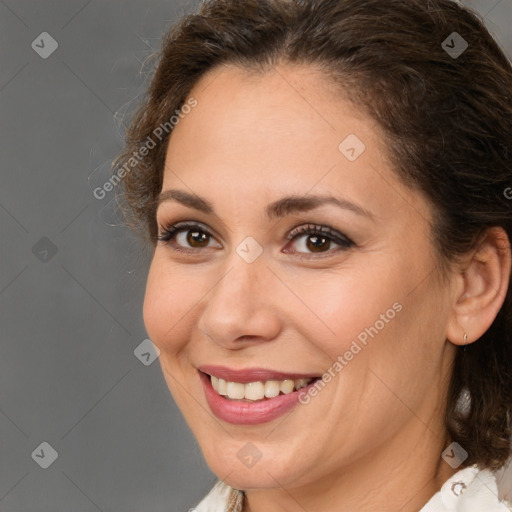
142;258;197;353
296;267;401;357
142;261;200;406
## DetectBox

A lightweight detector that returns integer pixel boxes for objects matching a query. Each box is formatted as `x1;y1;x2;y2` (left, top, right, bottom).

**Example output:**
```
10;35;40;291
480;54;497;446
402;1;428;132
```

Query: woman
112;0;512;510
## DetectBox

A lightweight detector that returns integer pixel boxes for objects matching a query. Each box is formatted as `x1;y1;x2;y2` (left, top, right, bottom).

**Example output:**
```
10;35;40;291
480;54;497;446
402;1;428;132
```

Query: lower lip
199;371;319;425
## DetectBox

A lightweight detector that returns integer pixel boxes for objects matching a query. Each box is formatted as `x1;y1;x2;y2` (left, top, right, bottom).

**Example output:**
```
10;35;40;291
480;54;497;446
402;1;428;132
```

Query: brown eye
303;234;332;252
156;222;221;252
286;223;354;257
183;229;209;247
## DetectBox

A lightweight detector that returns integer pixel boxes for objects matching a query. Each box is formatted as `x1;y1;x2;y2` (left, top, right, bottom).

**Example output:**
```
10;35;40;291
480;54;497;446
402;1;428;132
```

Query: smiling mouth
203;372;321;402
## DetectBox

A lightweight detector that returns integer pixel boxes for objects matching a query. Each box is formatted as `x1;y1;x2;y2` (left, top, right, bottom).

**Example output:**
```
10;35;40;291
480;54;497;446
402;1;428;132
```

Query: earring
463;332;468;351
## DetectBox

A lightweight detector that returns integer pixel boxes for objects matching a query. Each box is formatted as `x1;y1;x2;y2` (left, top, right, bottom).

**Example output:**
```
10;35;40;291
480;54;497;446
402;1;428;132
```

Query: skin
142;63;511;512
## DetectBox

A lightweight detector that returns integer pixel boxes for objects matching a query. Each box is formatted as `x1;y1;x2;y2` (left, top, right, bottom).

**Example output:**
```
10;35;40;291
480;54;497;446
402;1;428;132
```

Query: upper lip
198;365;321;383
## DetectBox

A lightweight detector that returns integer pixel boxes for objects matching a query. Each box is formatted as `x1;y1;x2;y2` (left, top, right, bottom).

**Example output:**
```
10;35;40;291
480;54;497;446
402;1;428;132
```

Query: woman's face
143;64;458;490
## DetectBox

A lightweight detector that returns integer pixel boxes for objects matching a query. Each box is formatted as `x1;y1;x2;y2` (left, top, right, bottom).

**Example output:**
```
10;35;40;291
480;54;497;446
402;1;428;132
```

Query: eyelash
155;221;354;259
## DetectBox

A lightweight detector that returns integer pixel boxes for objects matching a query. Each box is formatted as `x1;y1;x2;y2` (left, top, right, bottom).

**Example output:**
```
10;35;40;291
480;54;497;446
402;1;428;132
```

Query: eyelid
156;220;354;256
286;223;353;244
155;220;219;246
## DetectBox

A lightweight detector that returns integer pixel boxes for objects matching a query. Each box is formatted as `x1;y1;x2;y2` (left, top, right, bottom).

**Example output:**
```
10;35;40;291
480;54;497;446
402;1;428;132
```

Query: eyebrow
156;189;375;221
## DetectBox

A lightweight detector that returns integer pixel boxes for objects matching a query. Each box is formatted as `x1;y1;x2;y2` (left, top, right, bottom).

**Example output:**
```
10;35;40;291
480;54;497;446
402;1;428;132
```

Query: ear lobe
446;227;511;346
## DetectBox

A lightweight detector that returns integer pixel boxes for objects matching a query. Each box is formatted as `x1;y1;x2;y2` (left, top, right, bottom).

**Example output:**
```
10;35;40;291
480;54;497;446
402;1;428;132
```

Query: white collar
193;465;512;512
194;479;235;512
420;464;512;511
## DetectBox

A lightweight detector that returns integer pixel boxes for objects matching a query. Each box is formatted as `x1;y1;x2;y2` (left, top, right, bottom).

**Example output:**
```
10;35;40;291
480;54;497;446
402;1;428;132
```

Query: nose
197;254;282;349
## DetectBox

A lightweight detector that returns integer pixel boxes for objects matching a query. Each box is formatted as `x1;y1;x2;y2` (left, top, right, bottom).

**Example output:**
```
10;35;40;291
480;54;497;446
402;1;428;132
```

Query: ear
446;227;511;346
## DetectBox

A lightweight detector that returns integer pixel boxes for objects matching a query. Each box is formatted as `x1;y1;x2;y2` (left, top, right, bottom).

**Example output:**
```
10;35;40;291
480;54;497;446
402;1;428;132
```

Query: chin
200;441;311;490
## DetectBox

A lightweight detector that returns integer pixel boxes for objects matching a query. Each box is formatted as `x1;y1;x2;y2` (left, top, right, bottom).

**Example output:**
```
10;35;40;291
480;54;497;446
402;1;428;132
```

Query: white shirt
191;464;512;512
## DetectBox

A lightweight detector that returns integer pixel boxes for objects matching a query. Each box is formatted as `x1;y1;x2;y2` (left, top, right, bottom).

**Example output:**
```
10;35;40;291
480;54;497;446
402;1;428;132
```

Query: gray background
1;0;511;511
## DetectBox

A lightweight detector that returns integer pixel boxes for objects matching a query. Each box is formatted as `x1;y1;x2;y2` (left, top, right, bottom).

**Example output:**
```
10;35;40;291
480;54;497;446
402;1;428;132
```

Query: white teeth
280;379;295;394
264;380;281;398
210;375;314;401
245;382;265;400
218;378;227;395
226;381;245;399
294;378;310;390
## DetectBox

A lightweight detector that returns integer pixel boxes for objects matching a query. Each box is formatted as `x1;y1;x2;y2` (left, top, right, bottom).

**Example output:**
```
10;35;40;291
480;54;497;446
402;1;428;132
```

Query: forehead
179;62;368;138
165;64;380;174
161;63;431;226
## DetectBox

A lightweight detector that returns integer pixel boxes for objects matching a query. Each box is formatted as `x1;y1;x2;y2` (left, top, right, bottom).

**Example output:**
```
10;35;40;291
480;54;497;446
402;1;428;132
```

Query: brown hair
112;0;512;470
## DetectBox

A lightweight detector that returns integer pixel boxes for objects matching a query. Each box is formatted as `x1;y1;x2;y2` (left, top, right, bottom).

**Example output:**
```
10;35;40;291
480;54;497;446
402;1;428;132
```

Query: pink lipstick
198;365;321;425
